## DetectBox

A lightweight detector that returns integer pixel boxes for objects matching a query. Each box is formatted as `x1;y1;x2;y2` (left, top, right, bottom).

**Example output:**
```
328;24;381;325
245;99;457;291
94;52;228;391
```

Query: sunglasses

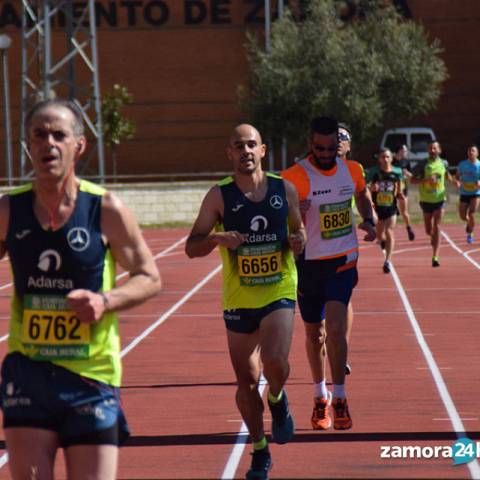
338;133;351;142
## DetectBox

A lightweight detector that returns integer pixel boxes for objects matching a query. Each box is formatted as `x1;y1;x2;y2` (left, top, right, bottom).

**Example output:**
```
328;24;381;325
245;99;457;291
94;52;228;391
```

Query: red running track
0;225;478;479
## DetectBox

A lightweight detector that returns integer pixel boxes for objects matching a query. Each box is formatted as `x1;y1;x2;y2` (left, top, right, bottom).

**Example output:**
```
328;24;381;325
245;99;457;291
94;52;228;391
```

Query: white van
380;127;436;169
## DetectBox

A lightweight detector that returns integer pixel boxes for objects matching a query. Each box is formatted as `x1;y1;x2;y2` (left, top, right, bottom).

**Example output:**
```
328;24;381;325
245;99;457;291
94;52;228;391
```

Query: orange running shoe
311;391;332;430
332;397;352;430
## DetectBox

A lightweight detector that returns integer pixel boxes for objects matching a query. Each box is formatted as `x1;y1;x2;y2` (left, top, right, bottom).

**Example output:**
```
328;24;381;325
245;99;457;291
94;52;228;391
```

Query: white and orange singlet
282;155;365;265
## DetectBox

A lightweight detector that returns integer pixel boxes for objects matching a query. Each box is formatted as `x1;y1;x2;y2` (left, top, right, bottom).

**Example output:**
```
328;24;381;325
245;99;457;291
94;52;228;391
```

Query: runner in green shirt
411;141;454;267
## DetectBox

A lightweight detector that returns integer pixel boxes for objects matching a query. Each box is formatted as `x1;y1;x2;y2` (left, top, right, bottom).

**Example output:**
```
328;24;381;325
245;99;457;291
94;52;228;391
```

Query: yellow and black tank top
5;180;121;386
217;173;297;310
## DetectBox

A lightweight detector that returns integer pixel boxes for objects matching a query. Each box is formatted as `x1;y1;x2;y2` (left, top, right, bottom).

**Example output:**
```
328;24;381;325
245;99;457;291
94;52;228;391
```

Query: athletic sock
268;390;283;404
314;380;328;399
333;384;346;399
253;437;268;451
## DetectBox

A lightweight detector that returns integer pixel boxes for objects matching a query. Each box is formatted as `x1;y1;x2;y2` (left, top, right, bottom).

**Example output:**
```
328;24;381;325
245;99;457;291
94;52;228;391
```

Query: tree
102;84;136;181
240;0;448;146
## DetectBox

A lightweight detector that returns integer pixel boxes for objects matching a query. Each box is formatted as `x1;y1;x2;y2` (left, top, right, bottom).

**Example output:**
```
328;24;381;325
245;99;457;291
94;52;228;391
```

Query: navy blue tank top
6;183;107;298
221;173;289;246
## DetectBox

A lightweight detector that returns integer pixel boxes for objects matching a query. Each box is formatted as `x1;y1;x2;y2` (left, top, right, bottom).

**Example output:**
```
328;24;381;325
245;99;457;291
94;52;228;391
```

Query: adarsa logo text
244;233;278;244
27;276;74;290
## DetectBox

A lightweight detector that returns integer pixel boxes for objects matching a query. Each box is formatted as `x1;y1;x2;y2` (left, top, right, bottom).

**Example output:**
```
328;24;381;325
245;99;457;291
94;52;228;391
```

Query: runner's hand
67;289;106;324
213;231;246;250
288;232;305;256
358;221;376;242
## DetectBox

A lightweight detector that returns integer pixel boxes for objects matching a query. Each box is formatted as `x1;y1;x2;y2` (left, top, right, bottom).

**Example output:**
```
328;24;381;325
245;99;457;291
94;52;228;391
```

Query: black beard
313;157;337;171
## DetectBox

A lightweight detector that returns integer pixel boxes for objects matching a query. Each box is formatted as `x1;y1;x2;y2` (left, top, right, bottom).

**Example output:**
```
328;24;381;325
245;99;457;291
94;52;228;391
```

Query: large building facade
0;0;479;179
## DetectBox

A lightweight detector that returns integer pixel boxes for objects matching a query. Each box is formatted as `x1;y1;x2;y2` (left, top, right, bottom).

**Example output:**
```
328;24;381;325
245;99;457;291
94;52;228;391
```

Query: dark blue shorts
420;201;445;213
0;352;130;447
376;205;398;220
460;194;480;203
223;298;295;334
298;267;358;324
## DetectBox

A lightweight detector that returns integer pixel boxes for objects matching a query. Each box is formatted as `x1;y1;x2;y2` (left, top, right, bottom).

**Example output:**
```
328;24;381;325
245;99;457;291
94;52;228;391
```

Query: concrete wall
109;181;213;225
109;181;459;225
0;180;460;226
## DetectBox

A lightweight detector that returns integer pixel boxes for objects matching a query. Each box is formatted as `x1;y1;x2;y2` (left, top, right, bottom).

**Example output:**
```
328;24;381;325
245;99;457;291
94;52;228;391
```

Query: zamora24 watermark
380;438;479;465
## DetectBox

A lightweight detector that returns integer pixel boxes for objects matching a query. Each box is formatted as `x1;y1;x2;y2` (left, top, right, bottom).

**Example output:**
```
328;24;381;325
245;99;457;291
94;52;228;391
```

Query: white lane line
356;287;480;291
433;418;479;422
220;428;249;480
221;376;268;480
390;263;480;479
417;366;452;370
125;310;480;317
394;246;432;254
405;333;435;336
116;235;187;281
442;231;480;270
356;311;480;315
120;264;222;358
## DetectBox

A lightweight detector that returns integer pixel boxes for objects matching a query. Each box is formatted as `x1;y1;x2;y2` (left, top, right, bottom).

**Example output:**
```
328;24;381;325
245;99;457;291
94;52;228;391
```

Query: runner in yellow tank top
186;124;305;480
411;141;454;267
0;100;161;480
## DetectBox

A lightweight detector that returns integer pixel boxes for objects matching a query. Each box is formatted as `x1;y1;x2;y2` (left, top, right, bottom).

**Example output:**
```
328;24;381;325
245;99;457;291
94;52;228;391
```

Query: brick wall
0;1;479;177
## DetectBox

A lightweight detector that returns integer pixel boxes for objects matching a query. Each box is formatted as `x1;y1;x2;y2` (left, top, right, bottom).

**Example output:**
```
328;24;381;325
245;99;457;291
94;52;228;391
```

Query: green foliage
102;84;136;148
240;0;448;145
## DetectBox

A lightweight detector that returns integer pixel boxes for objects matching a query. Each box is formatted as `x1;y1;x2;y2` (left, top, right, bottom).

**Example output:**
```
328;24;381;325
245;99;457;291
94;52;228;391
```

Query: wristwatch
362;217;376;226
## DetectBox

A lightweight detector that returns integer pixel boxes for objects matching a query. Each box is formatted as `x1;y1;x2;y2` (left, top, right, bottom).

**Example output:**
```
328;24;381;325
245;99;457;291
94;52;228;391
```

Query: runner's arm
68;191;161;323
394;179;402;198
410;162;425;184
446;169;456;184
455;168;462;188
367;172;379;193
355;187;376;222
185;186;245;257
355;187;377;242
284;179;306;255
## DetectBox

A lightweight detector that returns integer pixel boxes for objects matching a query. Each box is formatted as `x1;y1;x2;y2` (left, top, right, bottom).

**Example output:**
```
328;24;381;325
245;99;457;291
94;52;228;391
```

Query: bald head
226;123;266;175
229;124;263;146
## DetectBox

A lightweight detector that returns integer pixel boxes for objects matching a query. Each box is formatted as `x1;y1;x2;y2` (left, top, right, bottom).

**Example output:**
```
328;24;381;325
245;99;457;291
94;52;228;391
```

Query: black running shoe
268;390;295;444
432;258;440;267
246;448;272;480
383;261;391;274
345;363;352;375
407;226;415;241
